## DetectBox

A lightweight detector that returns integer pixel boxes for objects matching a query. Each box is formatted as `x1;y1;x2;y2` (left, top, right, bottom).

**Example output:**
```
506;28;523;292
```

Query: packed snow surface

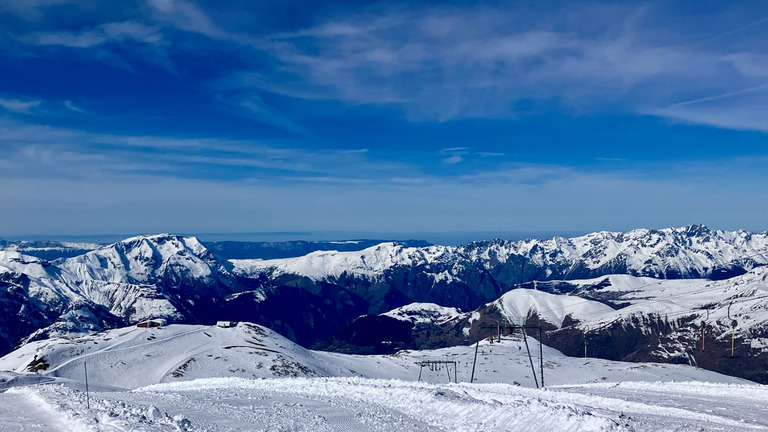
1;374;767;431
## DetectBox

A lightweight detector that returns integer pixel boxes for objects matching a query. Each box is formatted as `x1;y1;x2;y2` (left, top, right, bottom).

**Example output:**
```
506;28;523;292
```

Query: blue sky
1;0;767;239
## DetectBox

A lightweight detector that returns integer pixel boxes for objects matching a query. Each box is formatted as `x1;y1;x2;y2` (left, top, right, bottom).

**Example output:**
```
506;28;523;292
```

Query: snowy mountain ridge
0;239;101;261
58;234;224;285
473;267;768;382
233;225;768;283
231;242;449;280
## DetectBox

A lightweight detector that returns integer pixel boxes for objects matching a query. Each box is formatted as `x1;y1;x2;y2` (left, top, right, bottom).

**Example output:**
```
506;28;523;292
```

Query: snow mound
496;289;615;328
0;323;336;389
382;303;463;324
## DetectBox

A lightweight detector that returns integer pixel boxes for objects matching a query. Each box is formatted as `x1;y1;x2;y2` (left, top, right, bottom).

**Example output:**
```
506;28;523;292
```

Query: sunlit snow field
0;323;767;431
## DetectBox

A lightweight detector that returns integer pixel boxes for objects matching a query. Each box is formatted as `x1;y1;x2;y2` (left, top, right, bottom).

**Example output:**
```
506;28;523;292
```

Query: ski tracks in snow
552;382;768;431
0;389;65;432
107;386;440;432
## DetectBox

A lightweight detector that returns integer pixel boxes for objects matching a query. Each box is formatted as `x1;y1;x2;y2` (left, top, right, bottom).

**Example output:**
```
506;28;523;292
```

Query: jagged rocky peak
59;233;222;286
682;223;710;236
112;233;208;256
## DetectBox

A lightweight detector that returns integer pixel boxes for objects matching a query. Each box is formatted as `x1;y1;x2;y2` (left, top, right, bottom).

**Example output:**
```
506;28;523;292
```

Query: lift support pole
479;321;544;388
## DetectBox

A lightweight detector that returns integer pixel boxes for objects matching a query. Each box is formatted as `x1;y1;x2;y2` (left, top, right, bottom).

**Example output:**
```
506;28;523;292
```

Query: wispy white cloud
232;5;699;120
0;96;96;118
724;53;768;77
443;154;462;164
211;3;768;130
8;1;250;72
0;98;42;114
1;113;766;235
0;0;75;20
214;93;311;136
696;15;768;45
0;118;409;181
63;100;89;114
653;85;768;132
147;0;219;37
145;0;249;43
439;147;504;165
25;21;163;48
6;2;767;133
15;19;173;71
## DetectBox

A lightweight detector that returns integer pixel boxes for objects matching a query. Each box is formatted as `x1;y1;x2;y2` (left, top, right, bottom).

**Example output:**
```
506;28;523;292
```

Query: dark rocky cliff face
0;272;55;355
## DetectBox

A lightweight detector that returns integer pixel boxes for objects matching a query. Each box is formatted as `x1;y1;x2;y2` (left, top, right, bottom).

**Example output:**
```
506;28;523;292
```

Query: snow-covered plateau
1;322;766;431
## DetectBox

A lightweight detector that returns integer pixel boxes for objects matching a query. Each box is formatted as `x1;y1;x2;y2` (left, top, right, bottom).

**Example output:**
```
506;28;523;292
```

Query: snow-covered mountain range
234;224;768;283
1;225;767;383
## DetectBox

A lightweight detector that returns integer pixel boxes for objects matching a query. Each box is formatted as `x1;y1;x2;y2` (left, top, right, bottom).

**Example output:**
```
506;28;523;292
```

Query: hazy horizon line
1;230;592;246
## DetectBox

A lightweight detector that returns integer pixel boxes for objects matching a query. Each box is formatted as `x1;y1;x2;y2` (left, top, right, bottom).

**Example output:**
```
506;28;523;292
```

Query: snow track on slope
45;327;203;379
559;381;768;429
0;390;62;431
137;377;623;431
110;388;439;432
0;388;80;432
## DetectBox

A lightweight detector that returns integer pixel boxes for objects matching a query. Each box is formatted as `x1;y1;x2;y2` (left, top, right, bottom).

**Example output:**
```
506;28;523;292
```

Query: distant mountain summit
0;239;100;260
204;239;431;260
